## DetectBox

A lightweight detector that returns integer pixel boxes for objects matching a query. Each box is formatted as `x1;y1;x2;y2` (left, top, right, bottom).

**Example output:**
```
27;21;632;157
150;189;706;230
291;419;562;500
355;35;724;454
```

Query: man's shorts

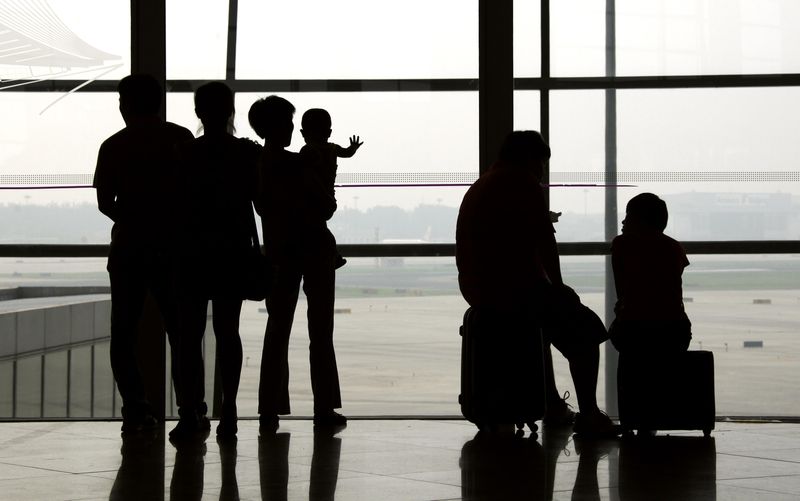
542;301;609;359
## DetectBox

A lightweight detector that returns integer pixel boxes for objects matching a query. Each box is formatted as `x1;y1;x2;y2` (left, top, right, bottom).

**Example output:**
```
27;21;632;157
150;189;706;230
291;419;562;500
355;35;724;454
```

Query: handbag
240;206;272;301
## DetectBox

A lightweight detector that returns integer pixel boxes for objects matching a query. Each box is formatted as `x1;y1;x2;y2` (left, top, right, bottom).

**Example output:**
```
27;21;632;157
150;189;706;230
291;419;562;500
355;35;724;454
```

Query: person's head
118;74;162;121
498;130;551;180
248;95;296;147
623;193;668;234
300;108;332;144
194;81;234;132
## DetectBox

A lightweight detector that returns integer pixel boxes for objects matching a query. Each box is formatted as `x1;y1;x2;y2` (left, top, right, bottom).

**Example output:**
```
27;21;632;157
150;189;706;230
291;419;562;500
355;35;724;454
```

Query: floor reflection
459;430;549;500
218;437;240;501
459;427;717;501
169;432;208;500
109;429;165;501
258;432;290;500
616;435;717;501
309;429;343;500
106;423;718;500
258;429;343;501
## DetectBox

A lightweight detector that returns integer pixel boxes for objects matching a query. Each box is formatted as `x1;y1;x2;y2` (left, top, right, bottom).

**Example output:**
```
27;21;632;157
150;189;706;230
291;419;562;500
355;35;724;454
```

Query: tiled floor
0;419;798;500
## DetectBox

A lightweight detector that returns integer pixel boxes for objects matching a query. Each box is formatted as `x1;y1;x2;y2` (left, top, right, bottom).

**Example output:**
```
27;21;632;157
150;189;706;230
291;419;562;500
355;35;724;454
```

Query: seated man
456;130;619;437
610;193;692;354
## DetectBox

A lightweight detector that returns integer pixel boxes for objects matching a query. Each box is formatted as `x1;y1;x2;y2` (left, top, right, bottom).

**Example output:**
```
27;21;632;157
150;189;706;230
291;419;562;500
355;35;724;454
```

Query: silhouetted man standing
456;130;619;437
94;74;193;433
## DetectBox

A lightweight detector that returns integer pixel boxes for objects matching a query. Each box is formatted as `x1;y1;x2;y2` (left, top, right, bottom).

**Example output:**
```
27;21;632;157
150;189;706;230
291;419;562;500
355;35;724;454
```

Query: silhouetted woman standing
171;82;261;439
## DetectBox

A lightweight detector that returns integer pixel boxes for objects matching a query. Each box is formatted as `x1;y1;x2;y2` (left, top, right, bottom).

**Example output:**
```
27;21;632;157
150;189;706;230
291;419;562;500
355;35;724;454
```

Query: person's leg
566;344;600;413
109;263;151;427
171;293;210;437
258;265;302;425
212;298;243;436
149;250;183;408
543;343;561;402
541;339;575;426
303;254;343;424
548;306;619;436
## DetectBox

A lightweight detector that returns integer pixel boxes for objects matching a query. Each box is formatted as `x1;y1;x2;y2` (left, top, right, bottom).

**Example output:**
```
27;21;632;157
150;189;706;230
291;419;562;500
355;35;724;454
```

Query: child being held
300;108;363;269
609;193;692;354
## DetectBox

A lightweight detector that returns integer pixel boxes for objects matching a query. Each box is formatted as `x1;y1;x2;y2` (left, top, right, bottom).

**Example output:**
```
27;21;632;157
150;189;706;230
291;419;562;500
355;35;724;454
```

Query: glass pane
93;341;114;417
330;199;464;244
514;0;542;78
513;90;541;131
166;0;229;79
617;0;800;76
69;345;92;417
617;87;800;241
0;258;108;288
559;256;609;408
550;0;607;77
235;0;478;79
683;254;800;416
43;351;68;417
15;355;42;418
0;361;12;417
0;0;130;81
0;189;105;231
0;92;124;207
549;90;610;242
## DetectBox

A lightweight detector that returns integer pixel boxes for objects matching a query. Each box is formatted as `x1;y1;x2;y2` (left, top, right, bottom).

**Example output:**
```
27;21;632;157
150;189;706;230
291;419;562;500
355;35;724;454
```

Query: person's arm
611;238;624;302
93;143;117;222
241;138;262;206
540;230;563;285
96;188;116;222
533;184;563;285
336;135;363;158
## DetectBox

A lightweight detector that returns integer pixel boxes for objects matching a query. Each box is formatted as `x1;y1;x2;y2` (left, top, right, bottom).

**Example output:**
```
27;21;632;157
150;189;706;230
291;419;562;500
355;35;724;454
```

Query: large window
1;0;798;419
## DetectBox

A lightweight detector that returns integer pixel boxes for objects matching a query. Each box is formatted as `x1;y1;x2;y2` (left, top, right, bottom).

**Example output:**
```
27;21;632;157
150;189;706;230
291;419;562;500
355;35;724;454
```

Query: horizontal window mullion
2;241;799;258
516;74;800;90
169;79;480;93
9;75;800;93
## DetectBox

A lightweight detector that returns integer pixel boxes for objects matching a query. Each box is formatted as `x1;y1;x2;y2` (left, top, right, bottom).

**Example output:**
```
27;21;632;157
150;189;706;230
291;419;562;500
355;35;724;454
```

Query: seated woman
609;193;692;354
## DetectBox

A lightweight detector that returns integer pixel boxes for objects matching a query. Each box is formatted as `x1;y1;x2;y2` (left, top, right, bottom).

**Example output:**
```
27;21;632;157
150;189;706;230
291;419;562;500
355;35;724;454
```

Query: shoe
120;405;159;435
313;410;347;427
197;402;211;431
169;407;210;440
543;391;576;427
572;410;622;438
259;414;279;434
217;406;238;438
216;418;238;438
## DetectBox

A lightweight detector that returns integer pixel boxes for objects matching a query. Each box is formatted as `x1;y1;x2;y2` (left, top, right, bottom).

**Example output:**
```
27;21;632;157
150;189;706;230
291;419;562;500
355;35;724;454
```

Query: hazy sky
1;0;799;214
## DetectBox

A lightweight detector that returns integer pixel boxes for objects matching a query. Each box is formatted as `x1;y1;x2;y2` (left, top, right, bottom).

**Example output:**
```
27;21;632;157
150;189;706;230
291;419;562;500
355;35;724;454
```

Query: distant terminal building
663;192;800;241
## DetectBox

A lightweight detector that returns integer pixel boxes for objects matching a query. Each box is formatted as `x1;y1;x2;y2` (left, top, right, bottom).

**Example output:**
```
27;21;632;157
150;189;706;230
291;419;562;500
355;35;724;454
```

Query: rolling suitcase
618;350;715;437
458;307;545;432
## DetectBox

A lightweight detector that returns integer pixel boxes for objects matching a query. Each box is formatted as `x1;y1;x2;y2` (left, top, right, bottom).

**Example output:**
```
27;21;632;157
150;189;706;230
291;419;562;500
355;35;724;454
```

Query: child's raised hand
349;135;363;150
